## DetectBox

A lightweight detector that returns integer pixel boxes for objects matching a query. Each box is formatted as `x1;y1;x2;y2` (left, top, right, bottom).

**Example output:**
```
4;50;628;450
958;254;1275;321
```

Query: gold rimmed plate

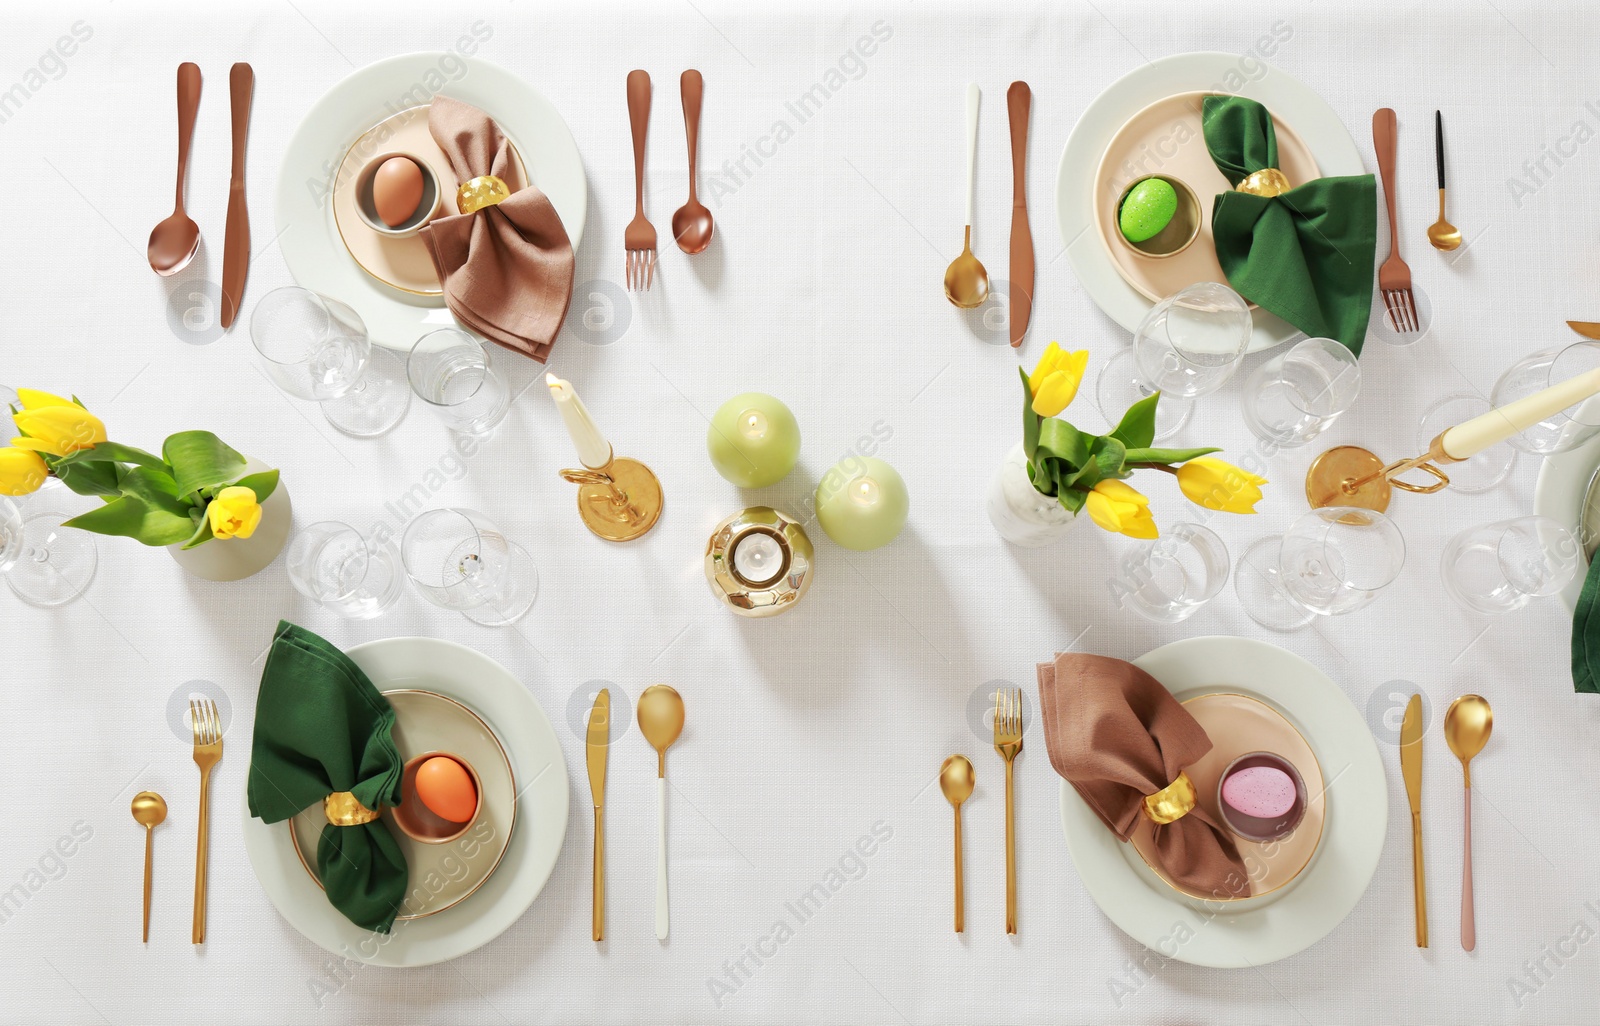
288;688;517;921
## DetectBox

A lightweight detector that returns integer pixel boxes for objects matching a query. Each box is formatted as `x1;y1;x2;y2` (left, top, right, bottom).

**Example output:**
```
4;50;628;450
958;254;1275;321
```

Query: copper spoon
1444;694;1492;951
672;70;713;255
1427;110;1462;252
944;84;988;309
148;63;202;276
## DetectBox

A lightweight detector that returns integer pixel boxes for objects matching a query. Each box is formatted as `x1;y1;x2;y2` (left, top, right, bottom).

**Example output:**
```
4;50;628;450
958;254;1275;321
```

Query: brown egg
372;156;425;228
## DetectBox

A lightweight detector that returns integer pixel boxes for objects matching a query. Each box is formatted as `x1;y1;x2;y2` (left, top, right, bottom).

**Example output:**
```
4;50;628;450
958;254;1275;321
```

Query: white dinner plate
242;637;569;966
275;53;587;351
1058;636;1387;968
1057;52;1366;354
1533;430;1600;611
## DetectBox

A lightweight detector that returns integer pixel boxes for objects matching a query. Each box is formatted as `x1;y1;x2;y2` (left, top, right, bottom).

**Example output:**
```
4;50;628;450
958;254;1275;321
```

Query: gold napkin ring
456;175;512;215
323;791;382;826
1141;771;1198;824
1236;167;1291;198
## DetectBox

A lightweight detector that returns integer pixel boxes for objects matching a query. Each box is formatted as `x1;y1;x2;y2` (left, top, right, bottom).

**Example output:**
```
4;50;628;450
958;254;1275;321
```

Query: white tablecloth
5;2;1599;1022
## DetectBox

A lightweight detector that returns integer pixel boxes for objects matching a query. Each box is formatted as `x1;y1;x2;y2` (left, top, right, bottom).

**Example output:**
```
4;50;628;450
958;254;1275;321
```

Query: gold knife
586;688;610;942
1568;321;1600;339
1007;82;1034;348
1400;693;1427;947
220;63;253;329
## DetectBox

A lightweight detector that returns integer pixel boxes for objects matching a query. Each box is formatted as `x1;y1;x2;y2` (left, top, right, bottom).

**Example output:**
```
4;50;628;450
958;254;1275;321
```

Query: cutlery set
1402;691;1494;951
588;685;686;941
148;63;255;327
1373;107;1461;336
941;687;1026;933
128;698;222;943
624;70;712;291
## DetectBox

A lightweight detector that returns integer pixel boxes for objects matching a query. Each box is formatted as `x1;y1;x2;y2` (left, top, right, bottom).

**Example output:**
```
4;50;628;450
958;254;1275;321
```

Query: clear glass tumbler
1116;522;1231;623
1489;341;1600;454
1236;507;1406;630
0;497;96;607
400;508;538;627
407;329;510;437
1096;282;1253;441
1440;516;1579;615
250;286;410;438
1240;337;1361;447
286;521;404;619
1417;394;1516;494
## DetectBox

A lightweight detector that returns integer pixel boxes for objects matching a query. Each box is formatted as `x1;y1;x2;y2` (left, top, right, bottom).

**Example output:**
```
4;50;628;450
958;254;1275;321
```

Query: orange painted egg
414;756;477;823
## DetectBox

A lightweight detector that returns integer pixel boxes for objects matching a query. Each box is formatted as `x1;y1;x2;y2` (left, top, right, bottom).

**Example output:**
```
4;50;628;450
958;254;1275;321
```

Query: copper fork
625;70;657;291
191;698;222;944
1372;108;1418;333
993;687;1023;935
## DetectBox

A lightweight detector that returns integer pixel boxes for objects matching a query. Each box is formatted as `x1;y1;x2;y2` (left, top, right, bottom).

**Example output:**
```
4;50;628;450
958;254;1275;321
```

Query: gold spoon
131;792;168;942
639;684;685;941
1444;694;1493;951
939;755;975;933
944;83;989;309
1427;110;1462;252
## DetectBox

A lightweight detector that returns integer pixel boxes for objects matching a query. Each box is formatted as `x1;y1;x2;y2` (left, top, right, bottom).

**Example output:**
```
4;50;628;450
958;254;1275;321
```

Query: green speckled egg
1118;178;1179;243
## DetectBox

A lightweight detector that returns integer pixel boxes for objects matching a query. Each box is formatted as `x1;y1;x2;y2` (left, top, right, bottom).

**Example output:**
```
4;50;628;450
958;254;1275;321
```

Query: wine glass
400;508;537;627
1116;522;1230;623
0;497;97;606
1096;282;1253;441
1240;337;1361;448
1417;394;1515;493
407;329;510;437
285;521;404;619
1490;341;1600;454
249;286;410;438
1235;507;1406;631
1440;516;1579;616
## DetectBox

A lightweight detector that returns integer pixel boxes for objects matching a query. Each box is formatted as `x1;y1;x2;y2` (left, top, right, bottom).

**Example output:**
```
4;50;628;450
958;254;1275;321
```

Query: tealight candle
546;374;612;469
707;393;801;488
731;530;784;585
814;456;909;551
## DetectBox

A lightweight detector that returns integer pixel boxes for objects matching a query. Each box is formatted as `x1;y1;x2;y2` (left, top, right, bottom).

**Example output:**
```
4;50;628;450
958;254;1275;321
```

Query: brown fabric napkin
418;96;575;363
1037;652;1251;899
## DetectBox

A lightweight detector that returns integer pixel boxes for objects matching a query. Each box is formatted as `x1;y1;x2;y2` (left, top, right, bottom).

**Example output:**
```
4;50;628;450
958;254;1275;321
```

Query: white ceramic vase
167;459;293;582
987;442;1080;548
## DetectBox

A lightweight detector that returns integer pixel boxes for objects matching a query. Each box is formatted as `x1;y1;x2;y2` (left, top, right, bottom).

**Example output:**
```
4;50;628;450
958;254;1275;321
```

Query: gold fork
191;698;222;944
625;70;657;291
993;687;1023;935
1373;108;1419;333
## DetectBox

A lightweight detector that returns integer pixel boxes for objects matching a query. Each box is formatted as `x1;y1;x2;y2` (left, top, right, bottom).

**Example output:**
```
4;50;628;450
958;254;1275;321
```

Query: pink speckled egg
1221;764;1297;820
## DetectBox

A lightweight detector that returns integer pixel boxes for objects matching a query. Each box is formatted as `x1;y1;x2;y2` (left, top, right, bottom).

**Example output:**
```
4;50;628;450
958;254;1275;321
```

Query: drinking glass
1240;337;1361;448
286;521;404;619
1490;341;1600;454
1116;522;1230;623
400;508;537;626
250;286;410;437
1235;507;1406;630
1096;282;1253;441
0;497;96;606
407;329;510;437
1417;394;1516;494
1440;516;1579;616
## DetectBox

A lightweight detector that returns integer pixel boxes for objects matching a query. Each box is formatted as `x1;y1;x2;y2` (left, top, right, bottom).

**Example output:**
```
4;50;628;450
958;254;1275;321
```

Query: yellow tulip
11;390;106;457
1084;479;1158;539
206;486;262;540
0;447;47;496
1028;344;1090;417
1177;457;1268;514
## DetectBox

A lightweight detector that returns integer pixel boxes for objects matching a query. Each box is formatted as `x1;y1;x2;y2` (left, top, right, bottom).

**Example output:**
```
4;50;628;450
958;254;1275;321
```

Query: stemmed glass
1417;395;1516;493
1235;507;1407;631
1096;282;1253;441
407;329;511;437
1490;341;1600;454
1116;522;1231;623
1440;516;1579;615
285;521;404;620
400;508;537;627
1240;337;1362;447
0;496;97;606
250;286;410;438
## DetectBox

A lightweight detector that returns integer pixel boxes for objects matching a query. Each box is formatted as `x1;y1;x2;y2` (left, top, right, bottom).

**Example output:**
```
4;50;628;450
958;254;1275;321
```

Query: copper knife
1568;321;1600;339
220;63;254;329
1007;82;1033;348
1400;693;1427;947
586;688;610;942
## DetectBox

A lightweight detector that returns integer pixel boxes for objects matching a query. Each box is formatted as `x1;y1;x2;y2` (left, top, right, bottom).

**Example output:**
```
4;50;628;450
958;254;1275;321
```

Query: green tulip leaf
1122;446;1222;465
62;495;196;547
1056;487;1088;514
228;468;279;504
180;516;216;550
52;442;167;472
1110;392;1160;449
52;458;123;498
116;466;187;514
164;431;247;497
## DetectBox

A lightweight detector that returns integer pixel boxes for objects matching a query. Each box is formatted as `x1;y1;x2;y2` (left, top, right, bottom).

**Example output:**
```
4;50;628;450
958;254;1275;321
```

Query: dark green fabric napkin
1572;558;1600;693
247;621;408;932
1203;95;1377;355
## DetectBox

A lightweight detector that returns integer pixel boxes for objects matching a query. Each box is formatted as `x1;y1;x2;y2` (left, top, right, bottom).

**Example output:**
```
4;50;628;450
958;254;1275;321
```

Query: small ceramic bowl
1114;173;1201;259
354;152;442;238
1216;751;1307;843
390;750;481;844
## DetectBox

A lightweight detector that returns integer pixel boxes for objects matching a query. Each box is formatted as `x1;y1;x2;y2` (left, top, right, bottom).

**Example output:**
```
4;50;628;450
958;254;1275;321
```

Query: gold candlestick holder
1305;436;1463;512
558;448;664;542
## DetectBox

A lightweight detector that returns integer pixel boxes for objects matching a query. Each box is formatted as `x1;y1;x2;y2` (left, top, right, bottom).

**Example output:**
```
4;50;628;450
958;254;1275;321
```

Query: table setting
7;2;1600;1024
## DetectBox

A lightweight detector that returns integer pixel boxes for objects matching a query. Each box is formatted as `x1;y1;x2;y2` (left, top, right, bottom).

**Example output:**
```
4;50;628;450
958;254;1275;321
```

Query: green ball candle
815;456;909;551
707;393;801;488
